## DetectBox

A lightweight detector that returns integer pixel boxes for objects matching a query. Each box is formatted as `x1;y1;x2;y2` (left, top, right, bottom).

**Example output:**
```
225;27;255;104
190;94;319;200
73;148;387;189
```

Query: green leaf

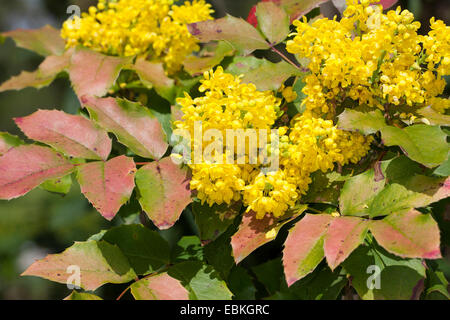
168;261;233;300
369;209;441;259
101;224;170;275
192;199;239;244
2;25;65;56
183;41;235;76
434;153;450;177
256;2;290;45
0;132;23;156
135;157;192;230
283;214;334;286
381;124;448;168
188;15;269;55
342;243;426;300
82;96;168;160
64;291;103;300
204;229;236;279
417;106;450;126
131;273;189;300
288;265;348;300
291;76;307;114
40;174;72;195
339;169;385;217
22;240;137;291
172;236;204;263
227;56;302;91
228;267;257;300
425;269;450;300
252;258;285;295
337;109;386;135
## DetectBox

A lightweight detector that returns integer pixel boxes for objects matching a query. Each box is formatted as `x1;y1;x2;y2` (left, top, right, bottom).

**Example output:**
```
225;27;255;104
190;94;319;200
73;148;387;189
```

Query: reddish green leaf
339;169;385;217
188;15;270;55
135;157;192;230
279;0;329;22
227;56;303;91
82;96;168;160
183;41;235;76
2;25;65;56
22;240;137;291
64;291;103;300
368;176;450;217
417;106;450;126
15;109;112;160
324;216;369;270
337;109;386;135
76;156;136;220
0;50;71;92
370;209;441;259
133;58;174;89
231;206;306;264
40;174;72;195
131;273;189;300
69;48;132;97
381;124;448;168
0;132;23;156
256;2;290;45
0;145;74;200
283;214;333;286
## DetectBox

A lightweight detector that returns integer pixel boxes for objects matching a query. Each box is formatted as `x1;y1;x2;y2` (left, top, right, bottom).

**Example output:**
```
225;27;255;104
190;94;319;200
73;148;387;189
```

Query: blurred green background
0;0;448;299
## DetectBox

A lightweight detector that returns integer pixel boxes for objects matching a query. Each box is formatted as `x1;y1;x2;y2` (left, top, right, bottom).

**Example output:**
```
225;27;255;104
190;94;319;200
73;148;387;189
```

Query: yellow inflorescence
175;67;373;218
61;0;214;74
286;0;450;116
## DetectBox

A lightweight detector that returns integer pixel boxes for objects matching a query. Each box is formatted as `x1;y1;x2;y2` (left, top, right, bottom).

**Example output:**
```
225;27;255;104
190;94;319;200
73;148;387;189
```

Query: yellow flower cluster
61;0;213;74
175;68;373;218
286;0;450;116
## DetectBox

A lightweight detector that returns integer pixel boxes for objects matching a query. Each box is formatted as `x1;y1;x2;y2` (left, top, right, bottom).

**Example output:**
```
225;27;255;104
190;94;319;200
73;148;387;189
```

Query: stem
116;286;131;300
270;45;303;71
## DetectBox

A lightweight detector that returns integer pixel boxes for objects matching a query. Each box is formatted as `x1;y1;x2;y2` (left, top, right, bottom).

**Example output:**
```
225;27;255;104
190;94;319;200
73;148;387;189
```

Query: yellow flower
175;67;373;219
61;0;214;74
286;0;449;116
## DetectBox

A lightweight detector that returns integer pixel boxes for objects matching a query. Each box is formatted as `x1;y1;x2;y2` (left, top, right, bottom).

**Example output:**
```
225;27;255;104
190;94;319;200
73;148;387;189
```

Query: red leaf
131;273;189;300
370;209;441;259
247;0;280;27
69;48;131;97
283;214;333;286
2;25;65;56
81;96;168;160
76;156;136;220
324;216;369;270
379;0;398;9
135;157;192;230
0;145;74;200
15;109;112;160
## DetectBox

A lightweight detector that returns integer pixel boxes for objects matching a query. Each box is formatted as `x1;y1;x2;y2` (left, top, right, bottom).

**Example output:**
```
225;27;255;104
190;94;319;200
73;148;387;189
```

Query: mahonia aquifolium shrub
0;0;449;300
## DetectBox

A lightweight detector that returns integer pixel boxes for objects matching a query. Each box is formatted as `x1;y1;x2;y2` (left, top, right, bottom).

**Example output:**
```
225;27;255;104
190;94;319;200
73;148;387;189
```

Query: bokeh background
0;0;448;299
